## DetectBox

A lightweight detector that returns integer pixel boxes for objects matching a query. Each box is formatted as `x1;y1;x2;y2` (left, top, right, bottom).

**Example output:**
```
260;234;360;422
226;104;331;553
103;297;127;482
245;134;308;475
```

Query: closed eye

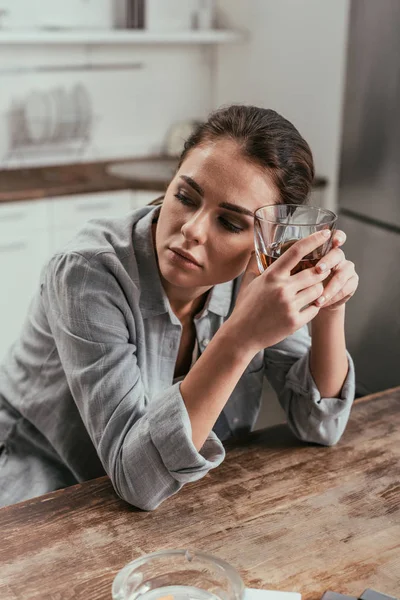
174;191;195;207
218;217;243;234
174;192;244;234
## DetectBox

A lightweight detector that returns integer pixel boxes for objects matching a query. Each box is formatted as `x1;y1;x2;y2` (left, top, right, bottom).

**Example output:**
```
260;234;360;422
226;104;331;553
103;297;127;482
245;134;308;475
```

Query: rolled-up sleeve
264;325;356;446
43;252;224;511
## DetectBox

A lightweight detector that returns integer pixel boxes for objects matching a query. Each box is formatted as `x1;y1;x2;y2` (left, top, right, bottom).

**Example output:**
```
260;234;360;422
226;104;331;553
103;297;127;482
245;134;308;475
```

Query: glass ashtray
112;549;245;600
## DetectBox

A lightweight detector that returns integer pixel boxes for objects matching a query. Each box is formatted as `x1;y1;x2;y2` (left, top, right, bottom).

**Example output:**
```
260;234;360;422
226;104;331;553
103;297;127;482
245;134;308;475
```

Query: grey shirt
0;206;355;509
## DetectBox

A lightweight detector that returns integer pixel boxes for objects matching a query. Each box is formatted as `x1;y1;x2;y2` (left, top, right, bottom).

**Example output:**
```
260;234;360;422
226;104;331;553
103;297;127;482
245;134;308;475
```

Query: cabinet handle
0;241;27;252
76;202;111;212
0;212;25;223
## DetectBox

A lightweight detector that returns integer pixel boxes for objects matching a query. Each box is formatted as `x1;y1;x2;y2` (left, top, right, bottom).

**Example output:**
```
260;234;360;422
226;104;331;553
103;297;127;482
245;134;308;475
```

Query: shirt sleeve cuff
285;350;356;419
148;382;225;483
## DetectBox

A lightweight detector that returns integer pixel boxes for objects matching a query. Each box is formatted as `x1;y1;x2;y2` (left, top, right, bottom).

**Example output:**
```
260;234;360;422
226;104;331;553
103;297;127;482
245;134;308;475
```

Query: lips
170;247;202;267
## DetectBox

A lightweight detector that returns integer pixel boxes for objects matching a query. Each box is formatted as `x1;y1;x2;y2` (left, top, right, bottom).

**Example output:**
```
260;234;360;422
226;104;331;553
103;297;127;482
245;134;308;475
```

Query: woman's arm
264;230;358;446
310;230;359;398
180;324;255;450
181;231;333;450
310;306;348;398
182;229;358;451
264;324;355;447
44;252;225;511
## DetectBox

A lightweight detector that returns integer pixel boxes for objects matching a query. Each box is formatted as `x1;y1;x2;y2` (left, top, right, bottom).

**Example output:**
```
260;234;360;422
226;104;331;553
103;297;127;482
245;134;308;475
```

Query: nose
181;210;208;245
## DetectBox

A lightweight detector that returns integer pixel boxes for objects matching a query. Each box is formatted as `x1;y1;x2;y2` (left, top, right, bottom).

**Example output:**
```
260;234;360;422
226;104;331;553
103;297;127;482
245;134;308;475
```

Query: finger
326;273;358;304
316;263;356;306
298;302;321;323
332;230;346;247
325;296;352;310
315;247;345;274
319;283;357;309
241;251;260;288
324;290;356;310
295;281;325;310
273;229;332;273
291;265;332;289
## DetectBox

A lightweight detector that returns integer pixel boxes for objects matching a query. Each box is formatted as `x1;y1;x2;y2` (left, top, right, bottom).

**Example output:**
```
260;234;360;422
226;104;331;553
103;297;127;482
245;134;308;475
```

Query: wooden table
1;388;399;600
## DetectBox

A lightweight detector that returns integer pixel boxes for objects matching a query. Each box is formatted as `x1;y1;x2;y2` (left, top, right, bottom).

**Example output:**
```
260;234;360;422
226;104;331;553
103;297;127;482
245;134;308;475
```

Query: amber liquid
259;239;320;275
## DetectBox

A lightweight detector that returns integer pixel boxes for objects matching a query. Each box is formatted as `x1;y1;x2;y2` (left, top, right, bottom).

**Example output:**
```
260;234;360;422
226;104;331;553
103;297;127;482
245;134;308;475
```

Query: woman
0;105;358;509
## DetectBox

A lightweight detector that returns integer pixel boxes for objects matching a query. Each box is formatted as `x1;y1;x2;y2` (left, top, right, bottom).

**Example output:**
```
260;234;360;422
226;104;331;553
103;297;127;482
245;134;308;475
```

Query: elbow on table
109;457;181;512
102;434;179;511
129;496;161;512
312;430;343;447
297;421;347;447
112;479;163;511
286;410;349;447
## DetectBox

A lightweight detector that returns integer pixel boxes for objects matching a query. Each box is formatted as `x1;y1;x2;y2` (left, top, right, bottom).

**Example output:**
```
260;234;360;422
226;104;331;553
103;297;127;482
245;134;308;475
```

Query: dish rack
4;84;94;162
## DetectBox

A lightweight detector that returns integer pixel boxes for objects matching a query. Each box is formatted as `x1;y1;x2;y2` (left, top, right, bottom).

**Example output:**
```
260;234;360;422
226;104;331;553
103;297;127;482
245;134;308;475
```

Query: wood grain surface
0;156;172;203
0;388;399;600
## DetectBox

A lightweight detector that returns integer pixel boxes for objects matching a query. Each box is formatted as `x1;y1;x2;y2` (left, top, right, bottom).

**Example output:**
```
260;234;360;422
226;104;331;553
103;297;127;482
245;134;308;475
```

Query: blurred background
0;0;399;427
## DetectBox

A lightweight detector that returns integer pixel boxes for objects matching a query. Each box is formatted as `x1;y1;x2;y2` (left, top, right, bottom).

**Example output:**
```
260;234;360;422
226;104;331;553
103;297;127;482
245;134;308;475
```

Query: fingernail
318;262;327;272
316;296;326;305
322;230;330;238
336;235;344;244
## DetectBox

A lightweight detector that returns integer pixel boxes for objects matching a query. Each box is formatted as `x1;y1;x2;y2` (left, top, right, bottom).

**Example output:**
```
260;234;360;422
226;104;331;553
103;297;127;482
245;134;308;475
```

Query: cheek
211;235;253;276
158;199;182;235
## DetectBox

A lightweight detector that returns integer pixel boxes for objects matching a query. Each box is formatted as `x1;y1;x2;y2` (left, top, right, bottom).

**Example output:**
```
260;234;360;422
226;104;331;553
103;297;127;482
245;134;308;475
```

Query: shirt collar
133;206;234;319
204;279;234;318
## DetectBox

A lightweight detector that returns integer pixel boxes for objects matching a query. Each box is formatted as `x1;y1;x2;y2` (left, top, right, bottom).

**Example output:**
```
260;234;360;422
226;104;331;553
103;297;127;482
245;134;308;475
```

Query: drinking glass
254;204;337;275
112;549;245;600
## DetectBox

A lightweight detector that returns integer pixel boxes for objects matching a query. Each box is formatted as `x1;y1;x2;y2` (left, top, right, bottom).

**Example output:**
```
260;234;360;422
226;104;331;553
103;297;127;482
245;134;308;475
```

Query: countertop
0;386;399;600
0;157;328;203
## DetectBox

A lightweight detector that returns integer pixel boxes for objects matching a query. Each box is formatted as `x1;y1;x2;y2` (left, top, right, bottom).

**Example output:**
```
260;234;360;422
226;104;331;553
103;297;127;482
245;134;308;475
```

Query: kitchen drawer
51;190;132;230
0;200;48;236
51;227;84;254
0;232;51;362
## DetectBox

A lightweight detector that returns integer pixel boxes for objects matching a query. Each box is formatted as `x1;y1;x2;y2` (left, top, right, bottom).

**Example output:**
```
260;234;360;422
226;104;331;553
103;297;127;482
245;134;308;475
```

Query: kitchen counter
0;387;399;600
0;157;328;203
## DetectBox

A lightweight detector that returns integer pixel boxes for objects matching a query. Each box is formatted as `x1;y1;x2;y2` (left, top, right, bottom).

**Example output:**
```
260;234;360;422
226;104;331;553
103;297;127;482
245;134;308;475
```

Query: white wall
0;43;214;168
214;0;350;212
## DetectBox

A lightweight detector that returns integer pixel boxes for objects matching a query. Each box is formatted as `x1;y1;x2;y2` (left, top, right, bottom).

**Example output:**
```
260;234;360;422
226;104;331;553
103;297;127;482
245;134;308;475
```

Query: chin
159;260;203;288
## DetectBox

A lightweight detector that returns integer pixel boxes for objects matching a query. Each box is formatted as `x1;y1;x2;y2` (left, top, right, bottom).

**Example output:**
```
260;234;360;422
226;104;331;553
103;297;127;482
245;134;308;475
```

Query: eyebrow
179;175;254;217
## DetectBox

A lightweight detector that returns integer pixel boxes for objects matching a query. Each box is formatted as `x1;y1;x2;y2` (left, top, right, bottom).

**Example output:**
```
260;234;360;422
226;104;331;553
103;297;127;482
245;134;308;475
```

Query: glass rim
254;204;337;226
112;548;245;600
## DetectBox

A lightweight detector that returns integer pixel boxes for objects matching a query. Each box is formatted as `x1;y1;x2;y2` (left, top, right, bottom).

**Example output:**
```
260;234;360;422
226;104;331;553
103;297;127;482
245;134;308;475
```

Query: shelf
0;29;245;46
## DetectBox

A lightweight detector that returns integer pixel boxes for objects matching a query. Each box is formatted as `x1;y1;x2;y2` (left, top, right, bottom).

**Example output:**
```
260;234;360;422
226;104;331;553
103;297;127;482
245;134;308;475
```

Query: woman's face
155;139;278;290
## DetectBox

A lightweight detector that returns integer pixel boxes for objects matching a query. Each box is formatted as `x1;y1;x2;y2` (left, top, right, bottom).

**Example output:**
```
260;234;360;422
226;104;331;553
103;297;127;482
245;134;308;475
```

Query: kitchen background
0;0;398;427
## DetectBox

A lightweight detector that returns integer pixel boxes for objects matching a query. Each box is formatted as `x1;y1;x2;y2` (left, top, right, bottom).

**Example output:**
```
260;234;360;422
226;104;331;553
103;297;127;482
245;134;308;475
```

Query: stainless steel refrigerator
338;0;400;395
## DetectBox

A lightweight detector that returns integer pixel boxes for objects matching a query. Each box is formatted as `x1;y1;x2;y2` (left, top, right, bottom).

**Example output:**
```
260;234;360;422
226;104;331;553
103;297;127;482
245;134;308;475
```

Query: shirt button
202;338;210;348
233;417;240;425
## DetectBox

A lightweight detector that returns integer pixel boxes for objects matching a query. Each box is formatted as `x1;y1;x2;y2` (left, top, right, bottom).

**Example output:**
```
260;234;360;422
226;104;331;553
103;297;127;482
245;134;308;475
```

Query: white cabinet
0;200;51;362
0;188;162;360
51;189;163;254
0;189;135;360
51;190;132;230
0;199;48;236
50;189;133;253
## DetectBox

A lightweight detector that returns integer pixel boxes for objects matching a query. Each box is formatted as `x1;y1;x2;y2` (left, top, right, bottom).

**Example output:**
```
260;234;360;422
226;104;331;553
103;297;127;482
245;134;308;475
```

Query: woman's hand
229;230;333;354
313;230;359;311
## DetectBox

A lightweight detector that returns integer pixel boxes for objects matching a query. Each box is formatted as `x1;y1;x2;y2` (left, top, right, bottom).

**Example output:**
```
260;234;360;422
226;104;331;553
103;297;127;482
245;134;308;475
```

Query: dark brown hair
150;104;314;206
181;105;314;204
